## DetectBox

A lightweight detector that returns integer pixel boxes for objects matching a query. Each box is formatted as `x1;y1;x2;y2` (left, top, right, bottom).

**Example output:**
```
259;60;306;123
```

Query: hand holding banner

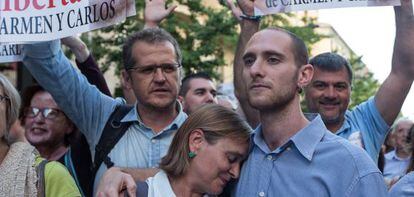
0;0;136;43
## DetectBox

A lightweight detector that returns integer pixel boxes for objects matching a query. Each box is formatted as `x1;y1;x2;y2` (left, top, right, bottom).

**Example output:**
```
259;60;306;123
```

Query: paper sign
0;0;136;43
254;0;400;15
0;43;22;63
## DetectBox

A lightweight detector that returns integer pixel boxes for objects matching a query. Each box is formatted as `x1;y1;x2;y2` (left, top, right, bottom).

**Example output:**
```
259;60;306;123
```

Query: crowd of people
1;0;414;196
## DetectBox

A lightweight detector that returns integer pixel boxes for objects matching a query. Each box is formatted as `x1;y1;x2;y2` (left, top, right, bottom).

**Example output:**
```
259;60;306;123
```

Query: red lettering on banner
48;0;56;8
1;0;83;11
15;0;30;11
33;0;46;10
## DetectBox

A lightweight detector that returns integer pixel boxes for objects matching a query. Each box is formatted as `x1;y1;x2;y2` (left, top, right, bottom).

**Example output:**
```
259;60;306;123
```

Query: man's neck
324;120;344;134
260;99;309;151
137;102;179;133
37;144;68;161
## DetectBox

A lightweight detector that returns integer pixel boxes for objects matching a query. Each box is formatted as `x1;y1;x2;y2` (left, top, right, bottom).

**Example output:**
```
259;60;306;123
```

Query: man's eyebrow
242;52;255;59
194;88;207;92
263;50;285;59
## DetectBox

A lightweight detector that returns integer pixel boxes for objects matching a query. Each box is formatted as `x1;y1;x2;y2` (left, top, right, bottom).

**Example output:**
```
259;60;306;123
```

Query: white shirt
384;150;411;180
146;171;176;197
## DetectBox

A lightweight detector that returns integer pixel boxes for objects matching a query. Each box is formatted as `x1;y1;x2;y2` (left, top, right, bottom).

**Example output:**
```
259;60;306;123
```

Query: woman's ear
188;129;205;153
297;64;314;88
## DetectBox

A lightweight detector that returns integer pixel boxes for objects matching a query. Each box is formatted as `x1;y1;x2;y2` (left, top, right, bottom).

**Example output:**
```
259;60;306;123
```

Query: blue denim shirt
234;115;387;197
389;171;414;197
336;97;389;163
22;40;188;193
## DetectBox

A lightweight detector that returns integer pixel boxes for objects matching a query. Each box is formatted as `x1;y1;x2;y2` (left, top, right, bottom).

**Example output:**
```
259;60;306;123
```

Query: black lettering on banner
281;0;291;6
11;17;19;34
266;0;279;7
93;4;99;22
0;0;124;38
67;9;76;28
0;15;53;35
100;2;109;21
56;12;64;31
84;6;92;25
21;17;33;34
109;0;115;18
0;44;22;56
76;8;84;27
0;19;8;34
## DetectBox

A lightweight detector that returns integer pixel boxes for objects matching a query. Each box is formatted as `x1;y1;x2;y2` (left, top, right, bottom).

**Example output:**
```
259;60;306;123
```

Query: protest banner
254;0;401;15
0;43;22;63
0;0;136;43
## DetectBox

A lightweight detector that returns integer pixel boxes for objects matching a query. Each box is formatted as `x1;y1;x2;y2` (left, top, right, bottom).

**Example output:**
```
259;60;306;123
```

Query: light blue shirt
389;171;414;197
336;97;389;162
384;150;411;180
234;115;387;197
22;40;187;193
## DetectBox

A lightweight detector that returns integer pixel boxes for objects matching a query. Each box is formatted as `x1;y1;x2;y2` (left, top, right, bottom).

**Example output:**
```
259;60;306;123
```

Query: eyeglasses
0;95;9;102
128;63;181;75
24;107;63;120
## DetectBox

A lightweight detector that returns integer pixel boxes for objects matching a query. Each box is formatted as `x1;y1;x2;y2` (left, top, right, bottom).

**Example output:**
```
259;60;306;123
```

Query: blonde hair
0;73;20;132
160;104;252;177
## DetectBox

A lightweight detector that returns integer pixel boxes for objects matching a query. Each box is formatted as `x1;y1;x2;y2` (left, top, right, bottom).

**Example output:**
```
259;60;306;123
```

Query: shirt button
266;155;273;160
151;139;156;143
259;191;265;197
286;147;291;151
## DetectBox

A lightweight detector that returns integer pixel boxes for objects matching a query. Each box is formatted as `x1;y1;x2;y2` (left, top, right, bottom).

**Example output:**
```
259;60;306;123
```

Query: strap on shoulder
36;159;48;197
93;104;134;174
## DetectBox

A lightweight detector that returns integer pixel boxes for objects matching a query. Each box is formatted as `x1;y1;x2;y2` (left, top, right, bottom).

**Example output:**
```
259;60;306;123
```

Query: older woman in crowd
97;104;252;196
389;124;414;196
0;73;80;197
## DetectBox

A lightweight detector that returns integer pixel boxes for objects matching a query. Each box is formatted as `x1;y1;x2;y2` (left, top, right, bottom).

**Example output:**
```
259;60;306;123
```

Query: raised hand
394;0;414;76
226;0;255;22
61;36;90;63
144;0;177;28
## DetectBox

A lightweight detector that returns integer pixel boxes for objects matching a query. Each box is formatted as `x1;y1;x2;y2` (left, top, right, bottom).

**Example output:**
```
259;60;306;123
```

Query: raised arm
144;0;177;28
22;40;117;147
375;0;414;125
61;36;112;97
228;0;261;128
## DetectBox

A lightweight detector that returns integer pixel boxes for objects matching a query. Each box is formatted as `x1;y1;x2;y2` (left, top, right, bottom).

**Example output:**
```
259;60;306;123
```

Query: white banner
0;0;136;43
0;43;22;63
254;0;400;15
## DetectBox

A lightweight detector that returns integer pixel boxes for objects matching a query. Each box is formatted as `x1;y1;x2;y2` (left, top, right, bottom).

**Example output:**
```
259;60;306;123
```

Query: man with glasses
22;0;186;194
19;84;93;197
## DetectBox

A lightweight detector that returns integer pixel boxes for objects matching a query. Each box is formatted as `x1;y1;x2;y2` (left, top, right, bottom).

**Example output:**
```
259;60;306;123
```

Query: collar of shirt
252;115;327;161
386;150;411;161
335;110;352;135
304;112;351;135
120;101;188;132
